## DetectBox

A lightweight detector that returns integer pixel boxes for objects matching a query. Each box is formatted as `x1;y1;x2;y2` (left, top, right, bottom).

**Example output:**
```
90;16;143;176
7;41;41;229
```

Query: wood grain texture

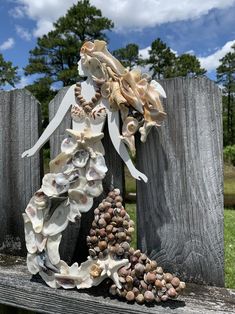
136;77;224;286
49;89;124;264
0;255;234;314
0;89;42;256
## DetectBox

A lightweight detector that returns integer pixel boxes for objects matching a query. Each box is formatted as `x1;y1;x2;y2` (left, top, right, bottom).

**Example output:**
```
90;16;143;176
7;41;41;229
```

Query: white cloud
13;0;235;36
16;25;32;41
139;46;150;59
199;40;235;71
0;38;15;51
92;0;235;30
9;6;25;18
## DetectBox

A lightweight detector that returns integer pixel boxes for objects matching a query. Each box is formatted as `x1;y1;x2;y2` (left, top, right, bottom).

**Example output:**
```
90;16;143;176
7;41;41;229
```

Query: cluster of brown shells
87;188;185;304
111;251;185;303
87;188;133;261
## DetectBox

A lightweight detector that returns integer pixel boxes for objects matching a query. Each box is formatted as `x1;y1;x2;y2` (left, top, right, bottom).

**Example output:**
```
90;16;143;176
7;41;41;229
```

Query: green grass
224;208;235;289
126;203;137;249
224;163;235;207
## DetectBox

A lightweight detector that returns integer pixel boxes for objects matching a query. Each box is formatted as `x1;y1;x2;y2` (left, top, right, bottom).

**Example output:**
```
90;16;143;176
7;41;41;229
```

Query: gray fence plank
136;77;224;286
0;256;234;314
0;89;42;256
49;89;124;264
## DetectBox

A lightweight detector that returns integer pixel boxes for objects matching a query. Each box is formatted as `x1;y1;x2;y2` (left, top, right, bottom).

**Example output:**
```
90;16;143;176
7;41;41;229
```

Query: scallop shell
72;149;90;167
90;104;107;124
71;104;86;122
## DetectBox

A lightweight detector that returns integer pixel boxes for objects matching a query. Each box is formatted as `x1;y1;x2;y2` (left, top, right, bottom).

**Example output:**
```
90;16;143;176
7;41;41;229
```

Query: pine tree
174;54;206;77
217;46;235;145
24;0;113;120
0;53;19;88
113;43;139;69
147;38;176;79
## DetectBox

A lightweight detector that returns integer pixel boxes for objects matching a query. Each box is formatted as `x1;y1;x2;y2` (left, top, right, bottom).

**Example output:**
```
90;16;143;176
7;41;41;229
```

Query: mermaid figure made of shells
22;40;185;304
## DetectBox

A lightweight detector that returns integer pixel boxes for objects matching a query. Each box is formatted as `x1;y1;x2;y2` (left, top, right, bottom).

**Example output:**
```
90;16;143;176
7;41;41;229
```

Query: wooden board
0;255;234;314
0;90;42;256
136;77;224;286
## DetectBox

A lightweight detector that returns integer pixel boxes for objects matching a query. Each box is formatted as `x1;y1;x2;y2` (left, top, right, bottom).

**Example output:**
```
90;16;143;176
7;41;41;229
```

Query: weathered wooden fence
0;77;233;314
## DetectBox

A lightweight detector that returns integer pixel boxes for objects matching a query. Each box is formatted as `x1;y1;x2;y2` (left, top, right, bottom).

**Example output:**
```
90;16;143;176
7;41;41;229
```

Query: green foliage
24;0;113;120
224;209;235;289
25;0;113;87
174;53;206;77
217;45;235;146
145;38;205;79
224;145;235;166
113;43;140;69
0;53;20;88
147;38;176;79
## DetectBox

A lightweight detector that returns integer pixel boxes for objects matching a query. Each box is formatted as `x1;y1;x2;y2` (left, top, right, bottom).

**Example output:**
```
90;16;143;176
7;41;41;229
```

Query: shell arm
107;108;148;183
22;85;76;158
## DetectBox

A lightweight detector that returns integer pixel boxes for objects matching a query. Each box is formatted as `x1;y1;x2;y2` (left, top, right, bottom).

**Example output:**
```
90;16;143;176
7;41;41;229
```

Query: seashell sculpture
22;40;185;304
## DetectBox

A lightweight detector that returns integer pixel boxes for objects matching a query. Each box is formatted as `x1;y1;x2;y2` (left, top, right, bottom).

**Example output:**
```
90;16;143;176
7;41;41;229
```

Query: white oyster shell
84;180;103;197
86;154;107;181
41;173;69;197
68;189;93;213
25;200;44;233
43;201;70;237
47;233;62;265
72;149;89;167
61;137;77;154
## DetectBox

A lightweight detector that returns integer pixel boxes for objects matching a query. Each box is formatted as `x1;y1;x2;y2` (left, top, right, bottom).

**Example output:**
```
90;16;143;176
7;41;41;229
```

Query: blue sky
1;0;235;89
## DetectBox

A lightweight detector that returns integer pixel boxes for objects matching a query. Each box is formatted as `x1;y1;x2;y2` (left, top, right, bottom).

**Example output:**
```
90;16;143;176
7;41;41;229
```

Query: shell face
72;149;90;168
